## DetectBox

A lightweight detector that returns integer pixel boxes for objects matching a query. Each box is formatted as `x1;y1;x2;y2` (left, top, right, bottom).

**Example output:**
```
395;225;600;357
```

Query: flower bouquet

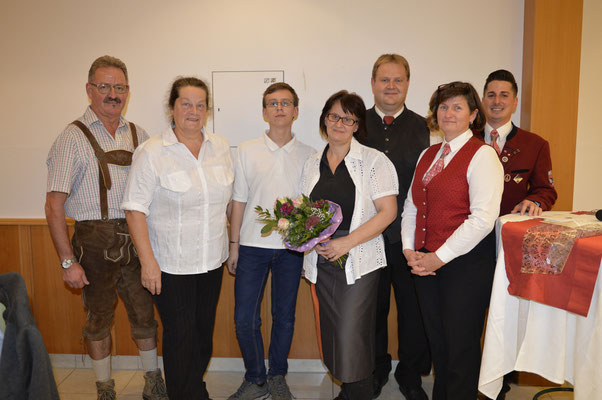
255;194;347;267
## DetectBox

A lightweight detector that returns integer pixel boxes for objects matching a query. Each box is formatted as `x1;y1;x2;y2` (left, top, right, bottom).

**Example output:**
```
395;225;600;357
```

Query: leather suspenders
71;120;139;221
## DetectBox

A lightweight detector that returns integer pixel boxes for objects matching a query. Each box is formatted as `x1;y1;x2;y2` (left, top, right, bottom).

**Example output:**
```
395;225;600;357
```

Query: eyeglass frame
265;100;295;108
88;82;130;94
326;112;358;127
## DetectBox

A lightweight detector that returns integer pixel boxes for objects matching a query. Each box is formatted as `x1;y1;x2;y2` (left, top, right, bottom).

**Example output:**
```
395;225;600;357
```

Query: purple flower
280;202;294;216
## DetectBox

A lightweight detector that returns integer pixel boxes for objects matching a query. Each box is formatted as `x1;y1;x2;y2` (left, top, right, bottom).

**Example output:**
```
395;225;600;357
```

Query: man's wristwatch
61;257;78;269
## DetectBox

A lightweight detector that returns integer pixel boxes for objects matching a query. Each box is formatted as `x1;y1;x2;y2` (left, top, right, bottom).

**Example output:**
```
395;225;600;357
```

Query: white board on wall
212;70;284;147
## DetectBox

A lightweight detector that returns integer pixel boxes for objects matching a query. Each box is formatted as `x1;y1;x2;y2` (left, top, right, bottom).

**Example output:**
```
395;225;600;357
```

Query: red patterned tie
422;144;451;185
490;130;501;154
383;116;394;125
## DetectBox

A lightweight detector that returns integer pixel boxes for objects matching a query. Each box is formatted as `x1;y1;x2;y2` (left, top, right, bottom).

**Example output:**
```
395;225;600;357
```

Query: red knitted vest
413;137;484;251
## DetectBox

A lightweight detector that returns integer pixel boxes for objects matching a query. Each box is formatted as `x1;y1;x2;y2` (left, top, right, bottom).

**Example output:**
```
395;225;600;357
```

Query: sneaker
96;379;116;400
227;380;270;400
268;375;293;400
143;369;169;400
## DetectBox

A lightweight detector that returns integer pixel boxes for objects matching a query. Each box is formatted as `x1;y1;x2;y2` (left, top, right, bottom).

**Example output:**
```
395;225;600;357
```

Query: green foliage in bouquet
254;194;334;248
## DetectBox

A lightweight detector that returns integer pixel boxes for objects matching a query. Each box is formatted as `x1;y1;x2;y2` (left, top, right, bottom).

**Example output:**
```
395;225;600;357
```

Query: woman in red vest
401;82;503;400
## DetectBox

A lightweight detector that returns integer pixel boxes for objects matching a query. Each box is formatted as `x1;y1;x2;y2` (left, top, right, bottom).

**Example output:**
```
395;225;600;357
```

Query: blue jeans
234;245;303;384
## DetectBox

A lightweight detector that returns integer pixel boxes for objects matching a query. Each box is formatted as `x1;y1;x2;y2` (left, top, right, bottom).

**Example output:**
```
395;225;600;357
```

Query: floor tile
206;371;250;398
54;367;575;400
59;394;97;400
118;370;146;395
285;372;335;399
58;368;136;395
52;367;73;386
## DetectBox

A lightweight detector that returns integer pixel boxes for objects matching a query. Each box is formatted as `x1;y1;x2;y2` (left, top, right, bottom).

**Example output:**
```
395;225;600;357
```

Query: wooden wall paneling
17;225;34;300
30;224;87;354
213;268;241;357
289;280;320;359
387;292;399;357
0;225;24;276
263;274;273;358
516;0;584;386
520;0;535;130
1;220;404;360
0;224;34;310
522;0;583;212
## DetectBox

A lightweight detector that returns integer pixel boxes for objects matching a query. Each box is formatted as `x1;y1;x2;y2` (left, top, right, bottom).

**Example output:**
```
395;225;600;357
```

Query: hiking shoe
96;379;116;400
143;369;169;399
268;375;293;400
227;380;270;400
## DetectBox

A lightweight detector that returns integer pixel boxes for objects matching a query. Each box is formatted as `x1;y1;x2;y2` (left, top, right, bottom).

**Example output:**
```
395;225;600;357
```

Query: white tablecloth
478;212;602;400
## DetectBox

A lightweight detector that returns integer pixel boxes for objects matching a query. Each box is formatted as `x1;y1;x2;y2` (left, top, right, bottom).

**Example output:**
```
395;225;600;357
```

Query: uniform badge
548;170;554;185
504;174;511;182
502;156;508;163
513;175;523;184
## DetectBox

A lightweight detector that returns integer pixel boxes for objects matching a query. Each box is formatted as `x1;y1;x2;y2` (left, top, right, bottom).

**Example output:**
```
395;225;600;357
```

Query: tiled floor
53;368;574;399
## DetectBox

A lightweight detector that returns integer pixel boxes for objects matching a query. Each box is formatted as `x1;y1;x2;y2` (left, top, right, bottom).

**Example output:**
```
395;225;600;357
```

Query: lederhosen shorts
70;120;157;341
73;219;157;341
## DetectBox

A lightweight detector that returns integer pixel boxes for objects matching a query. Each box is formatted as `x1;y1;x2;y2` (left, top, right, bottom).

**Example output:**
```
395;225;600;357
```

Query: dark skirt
315;235;380;382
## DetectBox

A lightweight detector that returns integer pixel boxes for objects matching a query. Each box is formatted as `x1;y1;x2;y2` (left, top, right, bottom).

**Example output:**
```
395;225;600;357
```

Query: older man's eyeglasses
326;113;358;126
88;82;129;94
266;100;294;108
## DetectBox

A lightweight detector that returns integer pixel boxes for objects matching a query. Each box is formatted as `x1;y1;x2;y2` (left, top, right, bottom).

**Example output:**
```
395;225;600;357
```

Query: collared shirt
233;131;315;249
121;128;233;274
484;120;513;151
401;130;503;263
46;107;148;221
301;138;399;285
374;105;404;121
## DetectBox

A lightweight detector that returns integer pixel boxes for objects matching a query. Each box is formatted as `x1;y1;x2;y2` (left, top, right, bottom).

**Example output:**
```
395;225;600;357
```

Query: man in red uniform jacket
479;70;558;399
478;69;557;216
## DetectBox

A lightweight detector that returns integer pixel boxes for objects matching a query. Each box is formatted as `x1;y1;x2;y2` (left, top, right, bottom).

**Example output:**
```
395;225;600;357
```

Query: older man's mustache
104;97;121;104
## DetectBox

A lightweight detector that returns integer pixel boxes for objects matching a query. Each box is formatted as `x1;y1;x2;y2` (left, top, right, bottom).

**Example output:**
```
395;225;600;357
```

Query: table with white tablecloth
478;212;602;400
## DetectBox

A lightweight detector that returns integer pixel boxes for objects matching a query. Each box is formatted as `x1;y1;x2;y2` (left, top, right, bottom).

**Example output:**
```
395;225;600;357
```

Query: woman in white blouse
300;90;398;400
401;82;503;400
122;77;233;400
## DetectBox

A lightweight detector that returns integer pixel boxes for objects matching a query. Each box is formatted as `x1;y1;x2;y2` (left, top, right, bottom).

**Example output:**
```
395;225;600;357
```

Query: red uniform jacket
475;125;557;215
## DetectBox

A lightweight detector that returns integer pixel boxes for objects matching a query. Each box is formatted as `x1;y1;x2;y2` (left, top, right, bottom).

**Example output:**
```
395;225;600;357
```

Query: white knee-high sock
139;348;158;372
91;355;111;382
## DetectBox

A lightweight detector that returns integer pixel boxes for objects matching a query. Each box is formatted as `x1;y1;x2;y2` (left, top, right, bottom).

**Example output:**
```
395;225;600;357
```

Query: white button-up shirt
484;120;513;151
121;128;233;274
233;132;315;249
301;138;399;285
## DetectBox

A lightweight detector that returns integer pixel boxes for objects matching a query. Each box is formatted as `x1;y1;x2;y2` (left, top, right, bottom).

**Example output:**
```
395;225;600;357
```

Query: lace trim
521;223;602;274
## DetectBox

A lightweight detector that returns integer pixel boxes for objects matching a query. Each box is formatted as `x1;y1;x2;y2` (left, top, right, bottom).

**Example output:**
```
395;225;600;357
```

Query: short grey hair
88;55;128;83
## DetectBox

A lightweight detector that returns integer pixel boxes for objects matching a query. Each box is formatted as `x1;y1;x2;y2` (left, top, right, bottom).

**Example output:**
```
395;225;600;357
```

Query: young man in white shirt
226;82;315;400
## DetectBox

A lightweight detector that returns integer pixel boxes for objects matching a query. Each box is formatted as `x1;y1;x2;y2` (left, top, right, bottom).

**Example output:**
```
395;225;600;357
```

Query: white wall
573;0;602;211
0;0;524;217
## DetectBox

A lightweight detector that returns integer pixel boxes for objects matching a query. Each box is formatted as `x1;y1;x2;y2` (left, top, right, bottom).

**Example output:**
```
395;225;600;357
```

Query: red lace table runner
502;218;602;316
